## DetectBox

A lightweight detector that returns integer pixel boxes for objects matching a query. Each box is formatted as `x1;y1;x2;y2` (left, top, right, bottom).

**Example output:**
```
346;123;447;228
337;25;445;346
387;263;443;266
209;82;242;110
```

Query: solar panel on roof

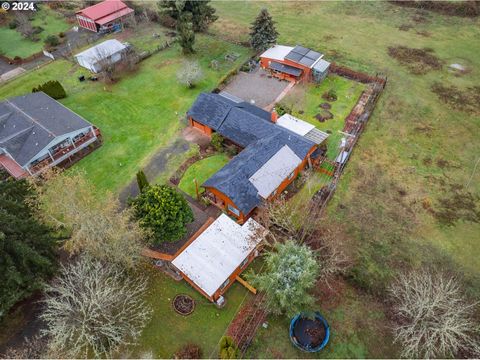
299;57;316;67
285;51;303;62
305;50;322;60
293;45;309;55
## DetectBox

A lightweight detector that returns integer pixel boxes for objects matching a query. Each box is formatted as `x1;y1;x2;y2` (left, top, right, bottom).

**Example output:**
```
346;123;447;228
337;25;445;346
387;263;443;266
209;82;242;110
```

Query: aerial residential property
187;92;328;222
0;1;479;359
0;92;100;179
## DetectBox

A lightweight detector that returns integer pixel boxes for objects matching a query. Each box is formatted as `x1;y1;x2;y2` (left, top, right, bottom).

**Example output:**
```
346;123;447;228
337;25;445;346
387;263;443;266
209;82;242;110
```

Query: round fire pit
172;294;195;316
289;312;330;352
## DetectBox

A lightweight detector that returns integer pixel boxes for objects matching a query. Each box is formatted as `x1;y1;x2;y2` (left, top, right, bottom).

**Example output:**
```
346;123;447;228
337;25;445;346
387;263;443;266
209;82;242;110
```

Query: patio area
221;67;291;109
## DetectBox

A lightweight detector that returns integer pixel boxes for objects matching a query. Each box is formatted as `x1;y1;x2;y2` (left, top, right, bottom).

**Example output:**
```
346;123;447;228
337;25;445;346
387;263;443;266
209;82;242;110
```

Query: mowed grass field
179;154;230;197
0;5;71;58
131;266;252;358
211;1;480;358
0;35;251;195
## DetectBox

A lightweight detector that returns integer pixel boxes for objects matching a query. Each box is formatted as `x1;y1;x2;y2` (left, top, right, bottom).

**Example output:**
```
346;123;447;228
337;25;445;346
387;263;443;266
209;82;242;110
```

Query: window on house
240;257;249;269
220;278;230;290
228;204;240;217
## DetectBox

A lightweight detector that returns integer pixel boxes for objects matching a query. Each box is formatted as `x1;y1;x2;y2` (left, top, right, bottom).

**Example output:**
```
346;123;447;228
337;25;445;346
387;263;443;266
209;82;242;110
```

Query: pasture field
210;1;480;357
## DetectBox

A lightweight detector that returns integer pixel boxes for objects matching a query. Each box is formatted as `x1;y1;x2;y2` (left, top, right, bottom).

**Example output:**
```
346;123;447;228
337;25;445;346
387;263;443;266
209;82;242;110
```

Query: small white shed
74;39;127;73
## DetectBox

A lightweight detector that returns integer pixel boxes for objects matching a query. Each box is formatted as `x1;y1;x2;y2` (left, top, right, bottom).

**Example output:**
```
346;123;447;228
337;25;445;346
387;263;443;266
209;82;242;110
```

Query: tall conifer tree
249;8;279;52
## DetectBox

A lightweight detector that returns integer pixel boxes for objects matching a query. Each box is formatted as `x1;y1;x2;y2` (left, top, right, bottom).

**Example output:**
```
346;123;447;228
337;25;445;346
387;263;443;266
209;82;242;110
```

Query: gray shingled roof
189;93;315;214
0;92;92;166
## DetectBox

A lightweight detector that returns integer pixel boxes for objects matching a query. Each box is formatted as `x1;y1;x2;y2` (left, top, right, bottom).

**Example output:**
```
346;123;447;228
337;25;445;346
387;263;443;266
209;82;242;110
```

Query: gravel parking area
222;68;291;108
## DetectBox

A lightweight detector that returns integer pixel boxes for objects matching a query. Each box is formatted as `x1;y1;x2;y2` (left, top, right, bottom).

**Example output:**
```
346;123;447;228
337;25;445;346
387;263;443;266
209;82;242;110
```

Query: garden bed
279;75;366;160
172;294;195;316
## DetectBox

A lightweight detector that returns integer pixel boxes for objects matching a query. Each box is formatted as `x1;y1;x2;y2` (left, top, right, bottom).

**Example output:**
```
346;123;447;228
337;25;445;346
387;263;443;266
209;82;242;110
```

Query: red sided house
260;44;331;83
76;0;134;33
0;92;101;179
187;92;329;223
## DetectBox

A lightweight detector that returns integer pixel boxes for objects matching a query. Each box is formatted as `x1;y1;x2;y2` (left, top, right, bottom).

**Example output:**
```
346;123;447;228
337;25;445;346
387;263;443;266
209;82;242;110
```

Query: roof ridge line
6;99;56;137
0;125;34;144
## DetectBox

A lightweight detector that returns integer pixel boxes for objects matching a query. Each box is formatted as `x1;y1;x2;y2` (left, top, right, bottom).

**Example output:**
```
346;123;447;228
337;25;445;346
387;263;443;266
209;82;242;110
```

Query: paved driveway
221;68;291;109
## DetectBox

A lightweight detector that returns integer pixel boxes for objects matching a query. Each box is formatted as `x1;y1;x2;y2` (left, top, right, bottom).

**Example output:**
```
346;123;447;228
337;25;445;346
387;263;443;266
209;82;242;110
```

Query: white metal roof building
260;45;294;62
171;214;265;300
277;114;329;145
74;39;127;73
249;145;302;199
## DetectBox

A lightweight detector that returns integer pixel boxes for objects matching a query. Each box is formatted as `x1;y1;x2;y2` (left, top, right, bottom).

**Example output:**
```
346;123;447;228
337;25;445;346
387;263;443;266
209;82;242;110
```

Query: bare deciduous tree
32;169;147;268
390;270;480;358
14;12;35;40
176;60;204;88
41;256;151;358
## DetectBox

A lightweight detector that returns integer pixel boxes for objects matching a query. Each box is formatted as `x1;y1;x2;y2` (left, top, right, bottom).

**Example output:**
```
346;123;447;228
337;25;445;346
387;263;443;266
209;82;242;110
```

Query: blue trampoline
289;312;330;352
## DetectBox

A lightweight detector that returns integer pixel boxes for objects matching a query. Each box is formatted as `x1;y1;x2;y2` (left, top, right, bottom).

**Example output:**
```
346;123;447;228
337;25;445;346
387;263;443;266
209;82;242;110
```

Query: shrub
219;336;238;359
59;31;66;38
32;26;44;34
132;185;194;244
44;34;60;47
32;80;67;100
174;343;202;359
8;21;17;29
210;133;224;151
136;170;149;193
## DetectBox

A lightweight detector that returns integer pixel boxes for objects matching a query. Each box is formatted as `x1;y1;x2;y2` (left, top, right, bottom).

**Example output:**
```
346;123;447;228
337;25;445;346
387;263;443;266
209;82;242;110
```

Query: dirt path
119;138;191;206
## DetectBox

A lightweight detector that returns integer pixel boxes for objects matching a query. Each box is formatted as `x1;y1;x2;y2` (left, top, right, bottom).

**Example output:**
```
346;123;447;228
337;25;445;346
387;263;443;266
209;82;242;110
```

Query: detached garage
74;39;127;73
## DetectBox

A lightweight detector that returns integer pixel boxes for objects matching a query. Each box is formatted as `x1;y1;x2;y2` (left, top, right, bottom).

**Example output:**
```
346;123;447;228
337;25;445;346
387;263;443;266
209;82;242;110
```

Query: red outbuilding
260;44;331;83
76;0;134;33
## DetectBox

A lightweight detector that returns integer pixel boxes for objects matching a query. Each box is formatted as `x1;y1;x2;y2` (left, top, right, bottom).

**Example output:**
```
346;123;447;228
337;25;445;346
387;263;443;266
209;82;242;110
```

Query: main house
0;92;100;179
76;0;134;33
260;44;331;83
187;92;328;223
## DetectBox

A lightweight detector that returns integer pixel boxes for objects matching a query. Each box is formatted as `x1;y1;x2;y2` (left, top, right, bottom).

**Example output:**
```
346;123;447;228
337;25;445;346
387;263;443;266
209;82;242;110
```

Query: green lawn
0;35;251;196
211;1;480;357
0;5;70;58
179;154;230;197
132;266;251;358
283;76;366;160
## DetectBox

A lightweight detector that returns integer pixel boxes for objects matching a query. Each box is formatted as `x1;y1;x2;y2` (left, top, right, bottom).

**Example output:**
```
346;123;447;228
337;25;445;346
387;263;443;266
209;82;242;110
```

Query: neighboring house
171;214;265;304
76;0;134;33
0;92;101;179
260;44;331;82
187;92;329;223
75;39;127;73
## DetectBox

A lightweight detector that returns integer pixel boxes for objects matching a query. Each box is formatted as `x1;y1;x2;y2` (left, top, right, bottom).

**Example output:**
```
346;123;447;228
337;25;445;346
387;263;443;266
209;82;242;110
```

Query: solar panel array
284;45;322;68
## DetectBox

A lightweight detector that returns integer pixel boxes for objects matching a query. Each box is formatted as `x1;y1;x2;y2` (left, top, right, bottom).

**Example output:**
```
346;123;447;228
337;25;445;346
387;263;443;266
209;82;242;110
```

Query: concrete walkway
119;138;191;205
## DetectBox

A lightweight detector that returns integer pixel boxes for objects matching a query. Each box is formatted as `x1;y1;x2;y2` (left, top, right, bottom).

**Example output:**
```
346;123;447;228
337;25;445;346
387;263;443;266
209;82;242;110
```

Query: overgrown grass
0;35;251;196
0;6;70;58
178;154;230;197
212;0;480;357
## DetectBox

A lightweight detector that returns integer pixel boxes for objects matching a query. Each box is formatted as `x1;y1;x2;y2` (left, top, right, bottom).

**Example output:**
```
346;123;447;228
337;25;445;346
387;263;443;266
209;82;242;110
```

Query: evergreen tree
0;179;57;318
249;8;279;52
248;240;319;317
136;170;149;193
158;0;218;32
132;184;194;243
32;80;67;100
177;12;195;54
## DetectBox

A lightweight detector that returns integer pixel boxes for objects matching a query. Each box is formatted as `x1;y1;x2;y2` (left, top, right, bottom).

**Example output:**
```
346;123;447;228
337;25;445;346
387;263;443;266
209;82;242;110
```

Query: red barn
260;45;331;83
76;0;134;33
